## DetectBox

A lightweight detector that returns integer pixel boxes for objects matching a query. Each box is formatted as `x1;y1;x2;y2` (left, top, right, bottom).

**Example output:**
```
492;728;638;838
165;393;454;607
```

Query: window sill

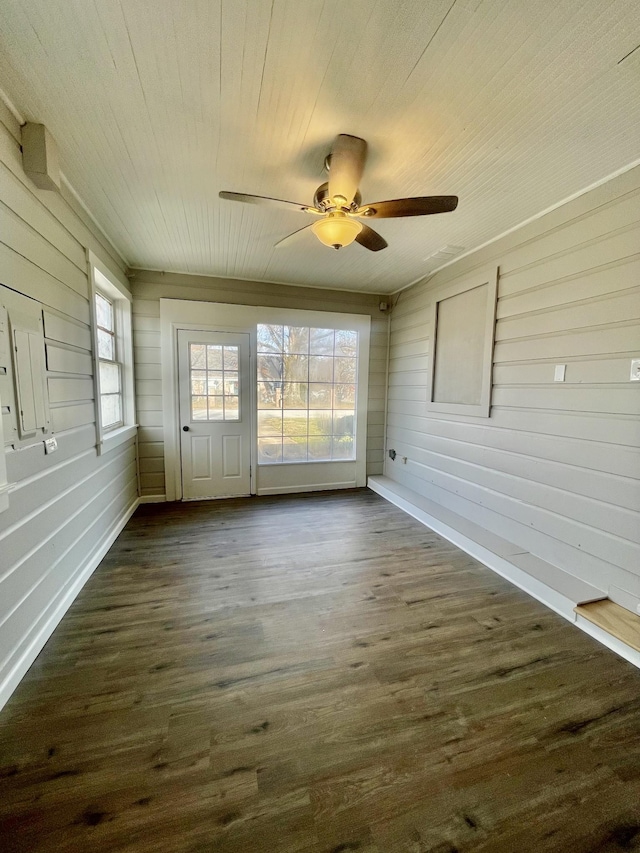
258;458;356;467
97;424;138;456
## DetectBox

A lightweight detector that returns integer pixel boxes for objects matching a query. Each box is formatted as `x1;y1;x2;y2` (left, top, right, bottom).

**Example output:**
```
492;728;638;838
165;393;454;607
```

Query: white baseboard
257;481;357;496
368;476;580;620
139;494;167;503
368;476;639;670
0;496;139;713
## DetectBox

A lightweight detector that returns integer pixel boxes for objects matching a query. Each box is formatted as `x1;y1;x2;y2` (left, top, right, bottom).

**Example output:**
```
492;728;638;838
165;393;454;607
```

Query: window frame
256;324;359;466
88;251;136;455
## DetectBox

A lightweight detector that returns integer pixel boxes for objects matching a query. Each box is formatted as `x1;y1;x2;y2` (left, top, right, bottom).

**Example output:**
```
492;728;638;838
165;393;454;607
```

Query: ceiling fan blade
356;196;458;218
355;223;388;252
273;223;315;249
219;191;319;215
328;135;367;207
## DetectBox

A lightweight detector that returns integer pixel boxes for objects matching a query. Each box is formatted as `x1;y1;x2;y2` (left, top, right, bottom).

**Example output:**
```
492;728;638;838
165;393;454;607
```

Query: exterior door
178;329;251;499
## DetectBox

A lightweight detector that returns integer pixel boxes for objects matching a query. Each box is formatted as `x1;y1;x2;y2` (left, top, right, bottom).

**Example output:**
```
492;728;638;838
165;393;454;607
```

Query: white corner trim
0;496;139;714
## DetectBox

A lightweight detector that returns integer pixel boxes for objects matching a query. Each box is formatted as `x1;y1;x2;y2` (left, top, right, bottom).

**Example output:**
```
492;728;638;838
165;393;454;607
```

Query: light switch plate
44;436;58;454
554;364;566;382
630;359;640;381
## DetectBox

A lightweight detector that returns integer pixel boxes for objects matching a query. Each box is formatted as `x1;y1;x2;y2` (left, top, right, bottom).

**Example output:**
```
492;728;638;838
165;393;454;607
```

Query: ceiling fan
219;134;458;252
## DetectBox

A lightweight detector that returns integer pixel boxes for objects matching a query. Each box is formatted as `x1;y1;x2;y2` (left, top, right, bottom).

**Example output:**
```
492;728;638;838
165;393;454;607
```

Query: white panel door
178;330;251;499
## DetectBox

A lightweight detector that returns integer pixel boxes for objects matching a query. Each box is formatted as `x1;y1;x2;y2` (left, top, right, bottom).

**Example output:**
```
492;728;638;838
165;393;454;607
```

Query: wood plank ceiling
0;0;639;294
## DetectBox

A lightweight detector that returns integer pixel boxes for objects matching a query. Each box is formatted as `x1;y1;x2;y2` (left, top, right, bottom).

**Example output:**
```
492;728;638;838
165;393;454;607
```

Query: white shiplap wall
385;165;640;600
0;112;138;711
130;270;388;499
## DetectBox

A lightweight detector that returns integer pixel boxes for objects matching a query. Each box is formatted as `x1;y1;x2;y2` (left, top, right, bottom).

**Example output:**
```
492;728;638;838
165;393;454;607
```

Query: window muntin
257;325;357;464
189;343;240;421
95;291;122;430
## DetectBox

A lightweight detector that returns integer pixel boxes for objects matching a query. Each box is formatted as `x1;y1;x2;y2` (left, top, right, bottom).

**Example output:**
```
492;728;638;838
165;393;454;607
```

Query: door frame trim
160;303;257;501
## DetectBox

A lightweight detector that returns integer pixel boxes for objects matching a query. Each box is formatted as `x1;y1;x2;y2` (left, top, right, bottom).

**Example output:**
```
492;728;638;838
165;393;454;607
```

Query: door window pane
189;342;240;422
192;370;207;395
208;396;224;420
191;344;207;368
206;345;222;370
224;396;239;420
223;346;238;370
191;396;208;420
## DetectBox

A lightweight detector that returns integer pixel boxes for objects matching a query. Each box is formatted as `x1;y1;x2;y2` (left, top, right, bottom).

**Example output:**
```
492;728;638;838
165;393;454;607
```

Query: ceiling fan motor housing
313;181;362;213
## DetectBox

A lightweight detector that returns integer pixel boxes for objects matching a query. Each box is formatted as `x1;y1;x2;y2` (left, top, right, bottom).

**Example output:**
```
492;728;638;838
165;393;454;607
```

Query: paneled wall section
0;113;138;710
130;271;388;498
385;166;640;600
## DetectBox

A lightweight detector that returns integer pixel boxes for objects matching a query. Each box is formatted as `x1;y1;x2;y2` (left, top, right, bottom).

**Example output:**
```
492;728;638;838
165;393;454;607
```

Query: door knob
183;425;190;431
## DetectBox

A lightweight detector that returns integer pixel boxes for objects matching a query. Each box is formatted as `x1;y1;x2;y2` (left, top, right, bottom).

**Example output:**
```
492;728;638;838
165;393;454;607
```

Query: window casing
257;324;358;464
88;252;136;454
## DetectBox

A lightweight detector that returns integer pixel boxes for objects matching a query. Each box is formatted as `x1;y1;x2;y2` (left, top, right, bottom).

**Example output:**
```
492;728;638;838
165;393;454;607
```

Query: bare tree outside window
257;324;358;463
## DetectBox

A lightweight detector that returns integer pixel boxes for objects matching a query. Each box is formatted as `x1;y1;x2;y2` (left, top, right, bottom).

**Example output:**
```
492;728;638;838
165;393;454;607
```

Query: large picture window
257;324;358;464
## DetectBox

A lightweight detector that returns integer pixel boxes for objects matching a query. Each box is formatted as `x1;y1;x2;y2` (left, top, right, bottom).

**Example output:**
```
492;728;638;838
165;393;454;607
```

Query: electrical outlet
630;359;640;381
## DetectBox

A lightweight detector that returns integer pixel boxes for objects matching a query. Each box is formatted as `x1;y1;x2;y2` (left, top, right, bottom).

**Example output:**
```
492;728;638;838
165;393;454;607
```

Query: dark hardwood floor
1;489;640;852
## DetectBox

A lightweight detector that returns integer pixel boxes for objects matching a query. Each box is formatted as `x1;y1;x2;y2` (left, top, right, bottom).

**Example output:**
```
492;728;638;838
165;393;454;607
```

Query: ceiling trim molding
391;157;640;296
127;267;386;299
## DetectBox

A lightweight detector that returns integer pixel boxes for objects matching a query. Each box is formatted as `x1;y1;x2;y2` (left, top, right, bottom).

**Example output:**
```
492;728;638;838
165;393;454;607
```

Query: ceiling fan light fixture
311;212;362;249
